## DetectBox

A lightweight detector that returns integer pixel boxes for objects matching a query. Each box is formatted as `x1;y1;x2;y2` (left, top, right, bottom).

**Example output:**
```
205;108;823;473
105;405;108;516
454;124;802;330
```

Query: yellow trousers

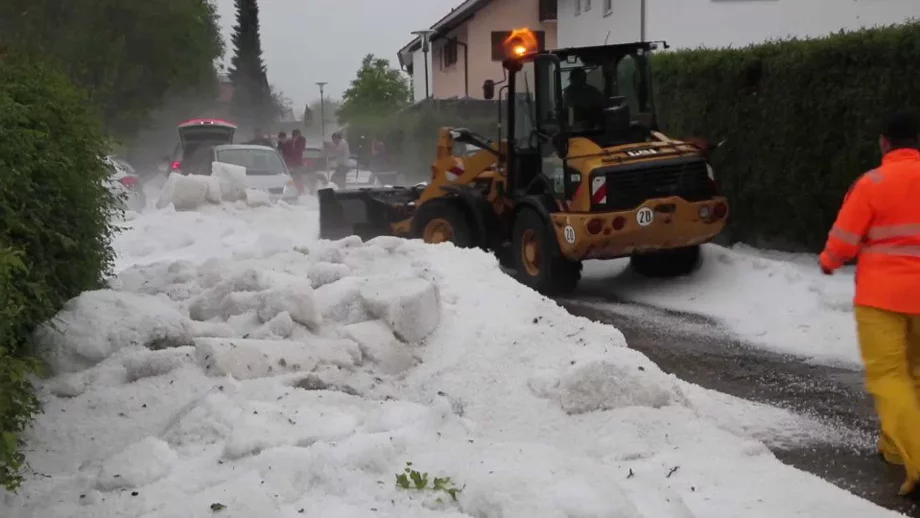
855;305;920;495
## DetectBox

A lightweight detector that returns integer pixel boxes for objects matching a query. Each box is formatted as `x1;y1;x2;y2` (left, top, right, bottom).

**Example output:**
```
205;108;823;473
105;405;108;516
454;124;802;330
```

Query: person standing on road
371;136;387;173
819;109;920;497
289;129;307;194
329;132;351;187
276;131;288;154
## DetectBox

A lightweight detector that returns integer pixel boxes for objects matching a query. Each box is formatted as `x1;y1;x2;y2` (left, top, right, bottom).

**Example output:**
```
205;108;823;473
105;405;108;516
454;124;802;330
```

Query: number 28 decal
636;207;654;226
563;225;576;243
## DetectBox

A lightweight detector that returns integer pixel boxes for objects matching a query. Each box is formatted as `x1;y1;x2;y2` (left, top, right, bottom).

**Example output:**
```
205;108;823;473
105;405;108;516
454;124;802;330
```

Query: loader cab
491;45;569;200
489;36;666;198
553;43;661;146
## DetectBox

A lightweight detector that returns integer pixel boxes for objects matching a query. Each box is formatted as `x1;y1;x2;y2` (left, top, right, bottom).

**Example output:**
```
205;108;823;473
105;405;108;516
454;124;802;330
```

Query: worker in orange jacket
820;109;920;496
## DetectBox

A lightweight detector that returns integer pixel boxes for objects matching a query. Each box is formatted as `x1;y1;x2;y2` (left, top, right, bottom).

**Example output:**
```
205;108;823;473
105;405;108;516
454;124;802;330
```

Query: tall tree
227;0;277;129
338;54;412;125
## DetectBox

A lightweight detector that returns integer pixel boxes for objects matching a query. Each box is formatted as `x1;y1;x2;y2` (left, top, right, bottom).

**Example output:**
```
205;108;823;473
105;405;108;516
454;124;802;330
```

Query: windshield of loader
559;47;655;134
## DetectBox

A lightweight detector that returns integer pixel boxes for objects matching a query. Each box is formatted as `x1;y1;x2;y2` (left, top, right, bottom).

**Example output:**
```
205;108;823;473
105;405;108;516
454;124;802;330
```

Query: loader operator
820;109;920;497
563;68;605;129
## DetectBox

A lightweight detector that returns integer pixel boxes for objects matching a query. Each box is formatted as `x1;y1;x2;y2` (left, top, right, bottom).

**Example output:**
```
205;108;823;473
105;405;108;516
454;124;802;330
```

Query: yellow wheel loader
318;30;729;295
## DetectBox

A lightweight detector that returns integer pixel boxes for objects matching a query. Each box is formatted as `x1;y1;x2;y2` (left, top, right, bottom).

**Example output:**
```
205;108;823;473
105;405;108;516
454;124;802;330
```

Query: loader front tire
412;199;476;248
512;208;581;295
629;245;701;278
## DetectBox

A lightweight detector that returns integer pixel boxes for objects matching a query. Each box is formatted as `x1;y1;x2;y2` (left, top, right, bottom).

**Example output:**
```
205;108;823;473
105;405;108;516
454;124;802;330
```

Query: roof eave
397;0;488;55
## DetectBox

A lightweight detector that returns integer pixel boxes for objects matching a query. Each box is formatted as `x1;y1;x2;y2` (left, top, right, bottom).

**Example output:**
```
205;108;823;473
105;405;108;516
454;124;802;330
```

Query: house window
441;38;458;69
604;0;612;16
585;0;591;11
575;0;581;16
491;30;546;61
538;0;557;21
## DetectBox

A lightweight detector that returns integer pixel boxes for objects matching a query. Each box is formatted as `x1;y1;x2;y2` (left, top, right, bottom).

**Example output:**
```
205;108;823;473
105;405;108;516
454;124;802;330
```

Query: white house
556;0;920;49
408;48;432;103
397;0;558;102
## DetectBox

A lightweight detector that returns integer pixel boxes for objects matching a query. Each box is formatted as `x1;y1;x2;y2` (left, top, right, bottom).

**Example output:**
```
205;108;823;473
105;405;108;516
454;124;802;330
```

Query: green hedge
0;49;116;491
653;21;920;251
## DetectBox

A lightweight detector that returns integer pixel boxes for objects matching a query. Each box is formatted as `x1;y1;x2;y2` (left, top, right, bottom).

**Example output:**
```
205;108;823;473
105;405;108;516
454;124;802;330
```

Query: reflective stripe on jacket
820;148;920;314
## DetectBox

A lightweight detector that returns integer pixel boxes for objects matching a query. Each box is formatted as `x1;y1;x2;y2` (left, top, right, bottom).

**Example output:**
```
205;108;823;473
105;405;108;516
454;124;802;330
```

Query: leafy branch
394;461;463;502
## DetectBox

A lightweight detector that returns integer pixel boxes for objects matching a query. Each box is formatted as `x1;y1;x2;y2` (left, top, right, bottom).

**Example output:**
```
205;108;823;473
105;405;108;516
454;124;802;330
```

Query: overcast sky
214;0;458;110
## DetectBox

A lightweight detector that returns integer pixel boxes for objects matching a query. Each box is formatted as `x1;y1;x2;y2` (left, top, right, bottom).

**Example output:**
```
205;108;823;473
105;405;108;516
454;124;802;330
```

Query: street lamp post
315;81;327;142
411;30;437;99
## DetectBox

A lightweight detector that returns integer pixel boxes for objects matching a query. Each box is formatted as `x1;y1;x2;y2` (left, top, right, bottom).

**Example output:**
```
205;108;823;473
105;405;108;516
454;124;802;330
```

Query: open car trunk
177;119;236;148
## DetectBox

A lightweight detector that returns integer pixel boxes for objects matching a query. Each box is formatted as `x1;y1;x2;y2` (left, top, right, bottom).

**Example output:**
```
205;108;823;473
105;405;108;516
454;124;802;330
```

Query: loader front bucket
317;187;417;241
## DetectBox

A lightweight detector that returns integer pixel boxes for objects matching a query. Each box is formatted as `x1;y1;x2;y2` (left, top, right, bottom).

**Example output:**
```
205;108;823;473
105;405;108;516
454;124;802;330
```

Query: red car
301;146;327;172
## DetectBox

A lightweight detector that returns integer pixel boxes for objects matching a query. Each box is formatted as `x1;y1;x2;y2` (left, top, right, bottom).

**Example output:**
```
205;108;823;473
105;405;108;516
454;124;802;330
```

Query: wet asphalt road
558;294;920;516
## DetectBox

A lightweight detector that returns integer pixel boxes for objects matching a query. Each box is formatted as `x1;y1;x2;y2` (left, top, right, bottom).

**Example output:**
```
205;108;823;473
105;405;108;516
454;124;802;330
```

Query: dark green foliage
0;248;41;491
338;54;413;126
653;21;920;251
0;0;224;139
228;0;278;128
0;50;117;490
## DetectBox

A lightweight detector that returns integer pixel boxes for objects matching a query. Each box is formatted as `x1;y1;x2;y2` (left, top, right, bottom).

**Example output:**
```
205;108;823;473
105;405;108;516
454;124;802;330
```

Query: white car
104;155;145;211
205;145;299;203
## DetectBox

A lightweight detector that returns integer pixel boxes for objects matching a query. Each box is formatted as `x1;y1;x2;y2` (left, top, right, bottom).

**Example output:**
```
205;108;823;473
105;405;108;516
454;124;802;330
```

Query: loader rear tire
511;208;581;295
629;245;701;278
412;199;476;248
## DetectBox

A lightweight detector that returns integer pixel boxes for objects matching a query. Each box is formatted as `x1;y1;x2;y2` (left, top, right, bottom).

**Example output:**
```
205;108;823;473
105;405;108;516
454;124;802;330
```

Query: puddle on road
561;299;920;516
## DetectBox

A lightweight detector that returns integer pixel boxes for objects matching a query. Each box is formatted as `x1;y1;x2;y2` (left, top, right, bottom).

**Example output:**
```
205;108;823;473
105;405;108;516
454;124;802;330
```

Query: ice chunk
195;337;360;380
204;174;222;203
220;291;264;319
308;261;352;288
557;359;684;414
365;235;405;251
162;390;242;447
122;347;196;382
342;320;415;375
162;283;196;301
257;286;320;329
155;172;211;210
188;269;266;321
360;277;440;342
293;373;361;395
312;243;345;263
221;403;357;460
196;258;228;289
186;320;237;338
335;235;363;248
314;277;371;326
211;161;247;201
248;311;295;339
111;260;197;296
136;471;279;518
457;445;644;518
36;290;193;374
96;437;177;491
48;373;87;398
245;188;271;207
